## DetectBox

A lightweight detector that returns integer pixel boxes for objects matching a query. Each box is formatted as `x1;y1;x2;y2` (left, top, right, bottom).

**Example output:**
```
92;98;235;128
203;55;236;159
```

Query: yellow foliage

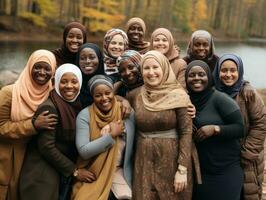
195;0;207;21
20;12;46;27
37;0;58;18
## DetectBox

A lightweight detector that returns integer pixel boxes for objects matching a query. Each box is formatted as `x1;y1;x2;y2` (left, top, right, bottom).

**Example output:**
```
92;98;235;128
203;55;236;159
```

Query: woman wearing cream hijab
0;49;57;200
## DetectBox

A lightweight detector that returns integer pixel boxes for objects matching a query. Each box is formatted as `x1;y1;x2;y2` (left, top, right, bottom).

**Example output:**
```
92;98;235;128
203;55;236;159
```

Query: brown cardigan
0;85;36;200
236;84;266;200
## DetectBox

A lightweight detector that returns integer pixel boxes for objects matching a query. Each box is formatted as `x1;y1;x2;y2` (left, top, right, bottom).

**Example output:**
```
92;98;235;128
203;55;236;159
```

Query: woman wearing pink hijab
0;49;57;200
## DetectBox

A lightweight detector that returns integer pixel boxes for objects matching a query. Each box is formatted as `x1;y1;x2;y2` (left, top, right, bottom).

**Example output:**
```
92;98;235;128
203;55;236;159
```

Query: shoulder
126;87;141;106
213;90;240;111
77;106;90;121
35;98;57;117
0;84;13;96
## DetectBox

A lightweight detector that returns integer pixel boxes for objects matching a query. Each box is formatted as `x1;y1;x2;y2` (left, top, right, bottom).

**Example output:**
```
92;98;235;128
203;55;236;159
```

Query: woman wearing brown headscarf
150;28;187;89
125;17;150;54
127;50;200;200
52;22;87;67
0;49;57;200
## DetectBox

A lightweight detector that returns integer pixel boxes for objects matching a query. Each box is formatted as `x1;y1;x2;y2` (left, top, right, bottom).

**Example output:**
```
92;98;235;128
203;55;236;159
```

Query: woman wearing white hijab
20;64;95;200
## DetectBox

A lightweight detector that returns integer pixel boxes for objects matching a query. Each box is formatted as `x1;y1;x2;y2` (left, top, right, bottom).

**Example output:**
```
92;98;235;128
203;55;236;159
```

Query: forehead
189;65;207;73
193;37;210;43
143;57;160;66
61;72;78;79
67;28;83;35
154;34;167;40
221;60;237;68
130;23;142;29
94;84;113;92
80;47;97;55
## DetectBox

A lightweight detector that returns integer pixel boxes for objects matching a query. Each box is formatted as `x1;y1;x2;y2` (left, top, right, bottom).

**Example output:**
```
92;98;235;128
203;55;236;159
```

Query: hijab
141;50;190;111
151;28;180;62
185;60;214;112
52;22;87;67
103;28;128;75
117;50;143;90
125;17;150;54
213;54;244;98
50;63;82;133
76;43;104;107
11;49;56;121
185;30;218;72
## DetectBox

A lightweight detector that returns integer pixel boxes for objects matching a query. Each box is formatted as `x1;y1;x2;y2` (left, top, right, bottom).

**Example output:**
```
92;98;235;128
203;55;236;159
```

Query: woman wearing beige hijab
127;50;200;200
0;49;57;200
150;28;187;89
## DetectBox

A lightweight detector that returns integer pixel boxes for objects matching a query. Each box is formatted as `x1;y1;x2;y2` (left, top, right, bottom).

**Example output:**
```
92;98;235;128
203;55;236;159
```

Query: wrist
213;125;221;135
177;165;187;175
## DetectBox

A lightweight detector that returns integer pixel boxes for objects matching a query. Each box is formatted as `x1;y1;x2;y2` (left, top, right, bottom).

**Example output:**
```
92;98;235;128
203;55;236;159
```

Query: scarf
141;50;190;111
213;54;244;98
125;17;150;54
52;22;87;67
11;49;56;121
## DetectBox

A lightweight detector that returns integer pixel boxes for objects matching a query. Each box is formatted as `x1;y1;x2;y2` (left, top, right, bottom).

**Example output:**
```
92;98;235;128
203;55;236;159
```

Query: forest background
0;0;266;41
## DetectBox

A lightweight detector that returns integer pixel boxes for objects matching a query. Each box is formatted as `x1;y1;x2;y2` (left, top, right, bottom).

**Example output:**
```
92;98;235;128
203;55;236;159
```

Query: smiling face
108;34;125;58
142;58;163;87
219;60;239;87
31;61;52;85
187;66;208;92
93;84;114;113
79;47;99;75
192;37;210;59
152;34;170;55
127;23;144;43
119;60;139;85
59;72;80;101
65;28;84;53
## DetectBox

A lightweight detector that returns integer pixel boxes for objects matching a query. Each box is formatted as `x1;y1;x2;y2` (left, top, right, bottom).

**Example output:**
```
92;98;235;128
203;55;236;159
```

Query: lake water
0;40;266;88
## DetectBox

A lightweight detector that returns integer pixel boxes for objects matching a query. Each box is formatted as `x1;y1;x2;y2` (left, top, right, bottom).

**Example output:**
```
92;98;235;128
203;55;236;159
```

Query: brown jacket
236;84;266;200
0;85;36;200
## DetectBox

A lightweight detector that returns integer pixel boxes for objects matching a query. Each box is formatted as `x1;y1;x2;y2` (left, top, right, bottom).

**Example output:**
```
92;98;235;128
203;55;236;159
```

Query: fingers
174;181;187;193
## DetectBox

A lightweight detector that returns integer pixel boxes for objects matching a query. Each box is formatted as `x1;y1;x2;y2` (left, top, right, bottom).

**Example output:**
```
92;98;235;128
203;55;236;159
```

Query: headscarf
88;75;114;95
213;54;244;98
125;17;150;54
151;28;180;62
73;76;122;200
76;43;104;107
50;63;82;137
141;50;190;111
117;50;143;90
185;60;214;112
11;49;56;121
103;28;128;75
52;22;87;67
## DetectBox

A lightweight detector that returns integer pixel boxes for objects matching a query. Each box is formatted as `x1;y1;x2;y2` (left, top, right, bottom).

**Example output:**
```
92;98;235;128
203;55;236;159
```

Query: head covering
88;75;114;95
103;28;128;75
213;54;244;98
11;49;56;121
52;22;87;67
185;60;214;112
117;50;143;89
50;63;82;136
54;63;82;102
186;30;215;61
140;50;190;111
125;17;150;54
151;28;180;62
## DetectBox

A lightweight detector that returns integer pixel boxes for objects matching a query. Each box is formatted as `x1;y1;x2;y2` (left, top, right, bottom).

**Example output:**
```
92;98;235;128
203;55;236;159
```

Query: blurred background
0;0;266;89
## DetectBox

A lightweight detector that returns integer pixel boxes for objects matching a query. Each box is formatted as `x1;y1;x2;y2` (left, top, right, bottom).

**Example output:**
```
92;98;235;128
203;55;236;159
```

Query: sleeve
75;108;115;160
174;59;187;90
241;89;266;160
175;107;192;168
37;105;75;177
0;86;36;139
216;92;245;139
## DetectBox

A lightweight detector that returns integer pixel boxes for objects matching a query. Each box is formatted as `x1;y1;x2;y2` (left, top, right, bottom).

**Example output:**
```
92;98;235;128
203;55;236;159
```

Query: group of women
0;17;265;200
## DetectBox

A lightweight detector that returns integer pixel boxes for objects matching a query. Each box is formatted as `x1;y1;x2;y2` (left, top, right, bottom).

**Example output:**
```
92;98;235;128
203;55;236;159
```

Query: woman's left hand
101;124;111;136
174;170;187;193
187;103;196;118
194;125;215;141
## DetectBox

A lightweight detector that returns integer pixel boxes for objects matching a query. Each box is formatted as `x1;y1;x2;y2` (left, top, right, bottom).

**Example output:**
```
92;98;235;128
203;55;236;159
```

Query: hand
109;120;125;138
120;98;132;119
75;168;96;183
174;169;187;193
34;111;58;130
194;125;216;141
187;103;196;118
100;124;111;136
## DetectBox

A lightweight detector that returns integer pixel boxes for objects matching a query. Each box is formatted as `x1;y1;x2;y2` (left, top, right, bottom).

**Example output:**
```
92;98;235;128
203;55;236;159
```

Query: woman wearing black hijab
52;22;87;67
76;43;104;108
185;60;244;200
